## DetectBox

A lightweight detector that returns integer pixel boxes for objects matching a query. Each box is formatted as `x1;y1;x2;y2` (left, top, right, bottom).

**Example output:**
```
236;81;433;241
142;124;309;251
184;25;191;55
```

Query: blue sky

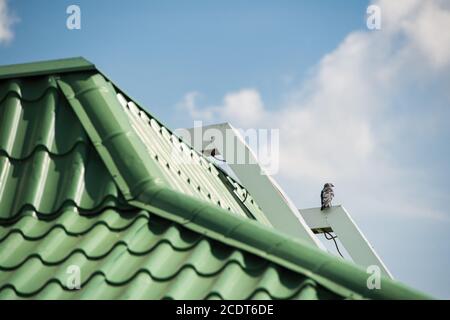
1;0;450;298
2;0;369;123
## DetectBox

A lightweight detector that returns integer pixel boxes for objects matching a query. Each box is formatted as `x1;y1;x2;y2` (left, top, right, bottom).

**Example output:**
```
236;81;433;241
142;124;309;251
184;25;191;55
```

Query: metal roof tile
0;208;343;300
0;143;122;220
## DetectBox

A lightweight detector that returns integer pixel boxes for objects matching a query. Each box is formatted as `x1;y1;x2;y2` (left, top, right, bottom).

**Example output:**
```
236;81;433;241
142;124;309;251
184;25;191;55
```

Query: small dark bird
320;183;335;210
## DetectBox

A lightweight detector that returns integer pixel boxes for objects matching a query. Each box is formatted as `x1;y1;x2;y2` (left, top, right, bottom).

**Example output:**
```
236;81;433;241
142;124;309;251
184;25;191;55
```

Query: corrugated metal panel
225;175;270;223
115;92;271;224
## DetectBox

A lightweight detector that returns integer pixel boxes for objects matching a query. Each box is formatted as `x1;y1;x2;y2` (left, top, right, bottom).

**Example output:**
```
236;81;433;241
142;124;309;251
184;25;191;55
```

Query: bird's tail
320;206;324;211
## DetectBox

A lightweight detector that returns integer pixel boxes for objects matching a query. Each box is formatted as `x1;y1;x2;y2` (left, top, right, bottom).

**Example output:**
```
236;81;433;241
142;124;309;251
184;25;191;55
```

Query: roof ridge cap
0;57;95;80
130;186;431;300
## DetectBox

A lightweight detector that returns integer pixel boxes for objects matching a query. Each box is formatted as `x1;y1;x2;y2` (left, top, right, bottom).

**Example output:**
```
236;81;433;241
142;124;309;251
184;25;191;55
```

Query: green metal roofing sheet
0;209;342;299
0;58;431;300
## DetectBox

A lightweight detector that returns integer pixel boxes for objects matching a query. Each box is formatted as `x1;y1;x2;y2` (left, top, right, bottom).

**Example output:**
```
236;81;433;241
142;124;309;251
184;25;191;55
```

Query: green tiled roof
0;58;430;299
0;209;339;299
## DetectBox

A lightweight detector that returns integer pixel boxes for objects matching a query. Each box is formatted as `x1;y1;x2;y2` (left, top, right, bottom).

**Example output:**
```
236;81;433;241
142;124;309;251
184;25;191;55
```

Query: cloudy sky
1;0;449;298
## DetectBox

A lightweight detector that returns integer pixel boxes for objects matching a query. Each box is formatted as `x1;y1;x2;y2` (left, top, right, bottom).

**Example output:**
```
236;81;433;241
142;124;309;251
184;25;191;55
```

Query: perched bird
320;183;335;210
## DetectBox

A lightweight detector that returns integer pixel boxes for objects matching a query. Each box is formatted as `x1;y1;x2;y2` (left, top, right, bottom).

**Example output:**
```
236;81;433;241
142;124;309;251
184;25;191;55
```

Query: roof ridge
0;57;95;81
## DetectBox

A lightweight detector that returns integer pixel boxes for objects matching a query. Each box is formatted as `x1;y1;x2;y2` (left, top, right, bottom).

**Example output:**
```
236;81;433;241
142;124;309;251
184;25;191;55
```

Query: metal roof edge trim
0;57;95;80
130;187;431;300
53;65;432;300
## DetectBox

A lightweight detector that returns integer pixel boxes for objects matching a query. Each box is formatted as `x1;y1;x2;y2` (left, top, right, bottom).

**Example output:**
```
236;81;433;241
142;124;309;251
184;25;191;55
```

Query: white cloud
177;92;216;121
220;89;267;127
0;0;17;44
178;0;450;222
406;2;450;68
178;88;267;128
